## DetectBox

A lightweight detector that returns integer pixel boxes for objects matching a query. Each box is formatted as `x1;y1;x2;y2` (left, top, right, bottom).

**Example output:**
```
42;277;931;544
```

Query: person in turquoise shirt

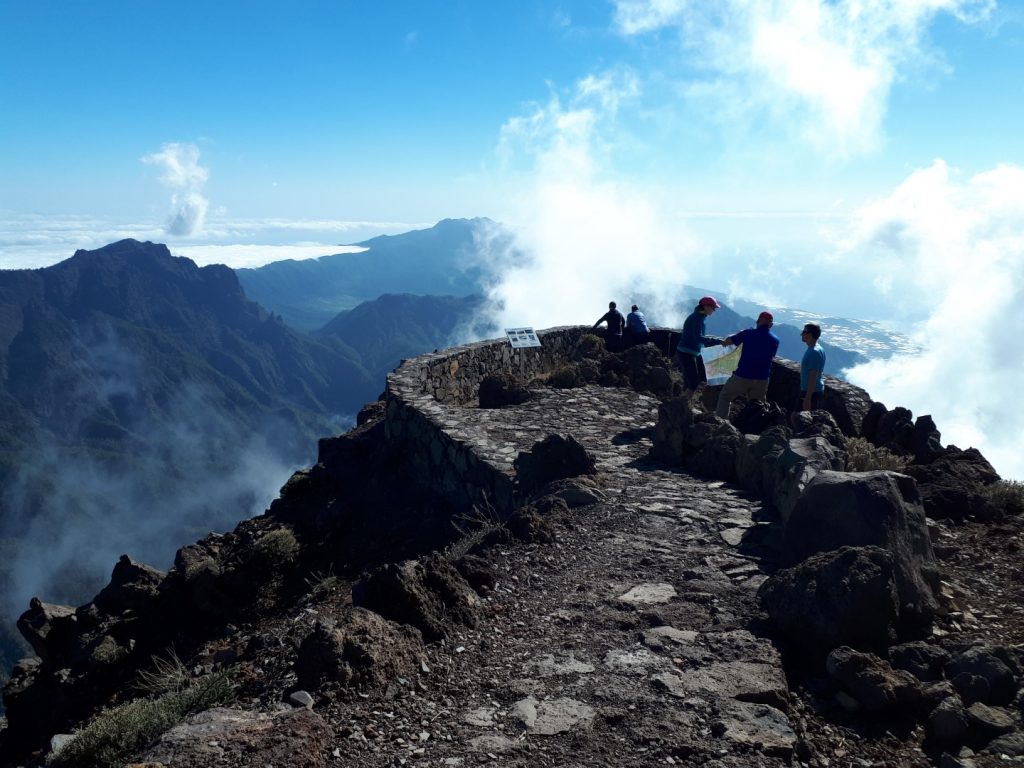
798;323;826;413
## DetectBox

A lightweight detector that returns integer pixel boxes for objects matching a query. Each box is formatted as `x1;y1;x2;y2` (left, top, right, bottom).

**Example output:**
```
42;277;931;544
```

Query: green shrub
845;437;907;472
51;669;235;768
574;333;605;359
547;364;581;389
253;527;299;566
983;480;1024;517
304;568;341;600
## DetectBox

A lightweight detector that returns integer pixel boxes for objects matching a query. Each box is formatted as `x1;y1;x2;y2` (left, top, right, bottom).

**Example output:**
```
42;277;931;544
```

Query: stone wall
383;327;587;515
382;326;867;517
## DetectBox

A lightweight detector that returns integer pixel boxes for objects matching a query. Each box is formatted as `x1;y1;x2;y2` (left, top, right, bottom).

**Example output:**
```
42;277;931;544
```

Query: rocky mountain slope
237;218;506;331
0;240;376;676
3;328;1020;768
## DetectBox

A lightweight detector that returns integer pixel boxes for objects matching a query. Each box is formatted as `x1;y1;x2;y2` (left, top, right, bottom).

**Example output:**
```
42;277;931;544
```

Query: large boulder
138;707;333;768
782;470;940;628
772;436;846;523
766;359;871;437
652;398;697;466
759;546;899;654
731;399;787;435
945;646;1020;706
16;598;76;666
902;447;1001;522
352;555;482;642
93;555;166;615
514;433;596;494
735;426;790;497
295;608;424;692
826;646;924;712
478;373;531;409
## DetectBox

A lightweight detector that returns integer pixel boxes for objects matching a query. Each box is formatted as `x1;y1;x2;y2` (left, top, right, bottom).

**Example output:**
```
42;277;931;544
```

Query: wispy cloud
842;159;1024;479
483;69;702;330
141;142;210;237
0;213;417;270
613;0;995;158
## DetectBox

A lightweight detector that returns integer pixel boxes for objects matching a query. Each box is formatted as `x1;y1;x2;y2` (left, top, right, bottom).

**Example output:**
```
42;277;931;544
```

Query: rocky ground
99;385;1024;768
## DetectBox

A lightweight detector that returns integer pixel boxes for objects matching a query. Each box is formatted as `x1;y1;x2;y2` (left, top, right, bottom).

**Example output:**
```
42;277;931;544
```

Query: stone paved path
331;385;798;766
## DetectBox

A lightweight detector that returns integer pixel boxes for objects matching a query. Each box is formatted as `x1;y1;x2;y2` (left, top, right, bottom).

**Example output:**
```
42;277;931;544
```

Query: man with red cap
714;310;780;419
675;295;725;393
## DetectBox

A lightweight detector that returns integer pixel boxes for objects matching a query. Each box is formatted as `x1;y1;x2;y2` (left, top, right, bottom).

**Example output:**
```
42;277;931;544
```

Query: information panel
505;327;542;348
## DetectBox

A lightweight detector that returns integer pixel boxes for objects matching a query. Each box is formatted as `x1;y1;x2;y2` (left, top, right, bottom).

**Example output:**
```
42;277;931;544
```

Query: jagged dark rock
514;433;596;494
760;546;899;654
351;556;482;642
478;372;531;408
295;609;424;692
889;641;952;683
782;470;940;629
902;447;1001;522
92;555;166;615
825;645;924;712
731;398;787;435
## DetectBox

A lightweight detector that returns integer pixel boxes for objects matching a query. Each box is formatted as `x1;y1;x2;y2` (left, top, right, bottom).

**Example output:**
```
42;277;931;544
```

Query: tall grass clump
51;667;235;768
845;437;908;473
983;479;1024;517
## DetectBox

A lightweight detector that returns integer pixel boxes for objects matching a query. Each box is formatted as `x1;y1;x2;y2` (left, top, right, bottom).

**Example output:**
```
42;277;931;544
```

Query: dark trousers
675;351;706;391
796;391;822;411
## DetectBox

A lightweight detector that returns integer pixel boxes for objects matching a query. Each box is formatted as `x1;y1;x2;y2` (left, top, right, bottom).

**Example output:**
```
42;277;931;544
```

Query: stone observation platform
8;324;1014;767
374;327;802;762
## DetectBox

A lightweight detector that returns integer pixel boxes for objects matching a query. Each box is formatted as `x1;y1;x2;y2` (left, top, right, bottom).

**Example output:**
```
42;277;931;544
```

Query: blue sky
3;0;1024;476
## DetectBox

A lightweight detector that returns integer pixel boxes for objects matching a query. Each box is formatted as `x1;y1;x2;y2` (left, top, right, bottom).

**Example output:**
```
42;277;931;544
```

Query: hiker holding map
675;296;725;393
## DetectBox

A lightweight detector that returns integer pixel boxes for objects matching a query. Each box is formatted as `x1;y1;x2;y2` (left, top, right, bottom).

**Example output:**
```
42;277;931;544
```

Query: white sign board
505;327;542;349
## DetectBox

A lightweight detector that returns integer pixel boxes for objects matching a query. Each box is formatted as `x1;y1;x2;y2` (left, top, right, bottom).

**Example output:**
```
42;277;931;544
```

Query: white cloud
841;159;1024;480
141;142;211;237
484;70;703;331
613;0;994;158
169;243;367;268
0;213;415;270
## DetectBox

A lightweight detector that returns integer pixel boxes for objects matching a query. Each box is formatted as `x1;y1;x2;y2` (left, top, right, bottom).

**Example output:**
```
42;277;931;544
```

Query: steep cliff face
2;328;1021;768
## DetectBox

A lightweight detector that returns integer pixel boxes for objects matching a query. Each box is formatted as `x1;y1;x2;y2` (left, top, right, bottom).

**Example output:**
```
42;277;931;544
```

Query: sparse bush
304;567;341;600
51;669;235;768
547;364;581;389
253;527;299;566
574;333;605;359
445;499;507;561
983;480;1024;517
845;437;907;472
133;651;191;695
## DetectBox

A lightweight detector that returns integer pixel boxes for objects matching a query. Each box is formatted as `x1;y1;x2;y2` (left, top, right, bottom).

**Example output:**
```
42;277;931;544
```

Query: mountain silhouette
0;240;376;675
237;218;507;331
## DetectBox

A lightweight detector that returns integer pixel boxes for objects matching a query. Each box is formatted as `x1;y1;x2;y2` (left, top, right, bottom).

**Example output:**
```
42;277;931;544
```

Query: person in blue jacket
797;322;826;413
715;311;780;418
675;295;724;393
625;304;650;346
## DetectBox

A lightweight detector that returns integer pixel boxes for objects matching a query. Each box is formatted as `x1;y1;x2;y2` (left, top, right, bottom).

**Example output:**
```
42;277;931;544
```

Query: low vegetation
983;479;1024;517
253;527;300;566
51;666;236;768
547;363;581;389
845;437;908;472
445;500;507;561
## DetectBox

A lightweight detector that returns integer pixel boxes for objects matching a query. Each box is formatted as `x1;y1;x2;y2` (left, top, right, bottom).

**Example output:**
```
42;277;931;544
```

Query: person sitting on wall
675;296;724;394
715;311;780;419
625;304;651;347
593;301;626;351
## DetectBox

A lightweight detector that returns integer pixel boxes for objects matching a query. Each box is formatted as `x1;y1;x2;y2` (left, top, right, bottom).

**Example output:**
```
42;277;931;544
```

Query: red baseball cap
698;296;721;308
758;311;773;322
